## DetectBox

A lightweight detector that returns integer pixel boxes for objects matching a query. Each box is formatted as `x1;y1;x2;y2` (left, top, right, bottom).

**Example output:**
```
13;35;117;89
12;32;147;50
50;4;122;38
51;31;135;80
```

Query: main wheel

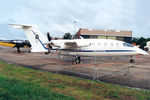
75;56;81;64
130;59;135;63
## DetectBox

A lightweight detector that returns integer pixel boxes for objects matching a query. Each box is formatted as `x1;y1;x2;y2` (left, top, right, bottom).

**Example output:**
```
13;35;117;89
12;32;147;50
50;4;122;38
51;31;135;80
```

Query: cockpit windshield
123;43;134;47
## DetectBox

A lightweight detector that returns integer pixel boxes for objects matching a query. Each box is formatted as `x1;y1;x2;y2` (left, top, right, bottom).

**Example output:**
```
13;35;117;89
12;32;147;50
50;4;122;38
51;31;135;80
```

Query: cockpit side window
123;43;134;47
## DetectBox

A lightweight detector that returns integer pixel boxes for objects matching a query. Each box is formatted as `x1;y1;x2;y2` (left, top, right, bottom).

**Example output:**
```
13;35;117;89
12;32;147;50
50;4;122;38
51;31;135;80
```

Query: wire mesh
56;54;150;90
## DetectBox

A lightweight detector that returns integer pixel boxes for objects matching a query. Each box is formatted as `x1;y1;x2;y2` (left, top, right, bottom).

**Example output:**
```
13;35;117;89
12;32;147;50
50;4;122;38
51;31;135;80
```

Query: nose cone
141;51;149;55
137;48;149;55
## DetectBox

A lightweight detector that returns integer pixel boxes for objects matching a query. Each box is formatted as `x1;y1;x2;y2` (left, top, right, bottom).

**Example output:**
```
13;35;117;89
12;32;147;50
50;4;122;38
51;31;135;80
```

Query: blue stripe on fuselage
59;49;136;52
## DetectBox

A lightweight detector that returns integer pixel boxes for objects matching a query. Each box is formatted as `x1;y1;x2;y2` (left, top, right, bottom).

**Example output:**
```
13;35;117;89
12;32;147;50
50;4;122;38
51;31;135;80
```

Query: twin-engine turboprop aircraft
10;24;148;63
0;39;31;53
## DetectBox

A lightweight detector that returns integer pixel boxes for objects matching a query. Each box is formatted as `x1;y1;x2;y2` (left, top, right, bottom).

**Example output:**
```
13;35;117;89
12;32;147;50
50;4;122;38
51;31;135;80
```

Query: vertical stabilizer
10;24;48;52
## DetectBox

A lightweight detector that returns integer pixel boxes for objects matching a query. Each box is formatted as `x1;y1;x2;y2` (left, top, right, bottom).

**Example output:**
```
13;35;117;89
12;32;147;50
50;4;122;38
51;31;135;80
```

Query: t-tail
9;24;48;52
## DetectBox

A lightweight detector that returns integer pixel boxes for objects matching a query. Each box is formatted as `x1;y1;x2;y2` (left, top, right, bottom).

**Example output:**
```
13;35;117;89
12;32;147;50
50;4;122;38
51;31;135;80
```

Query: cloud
0;0;150;40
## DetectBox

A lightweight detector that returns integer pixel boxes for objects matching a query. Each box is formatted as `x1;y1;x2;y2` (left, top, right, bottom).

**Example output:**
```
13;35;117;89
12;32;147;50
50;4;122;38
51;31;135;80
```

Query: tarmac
0;46;150;90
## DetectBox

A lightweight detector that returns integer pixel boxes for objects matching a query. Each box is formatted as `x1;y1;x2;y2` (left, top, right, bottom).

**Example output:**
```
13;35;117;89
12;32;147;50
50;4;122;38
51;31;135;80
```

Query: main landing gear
45;45;52;55
73;56;81;64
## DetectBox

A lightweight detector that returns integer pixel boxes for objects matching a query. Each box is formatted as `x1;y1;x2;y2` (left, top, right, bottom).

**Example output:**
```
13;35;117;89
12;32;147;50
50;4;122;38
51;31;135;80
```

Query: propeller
46;32;52;54
47;32;51;41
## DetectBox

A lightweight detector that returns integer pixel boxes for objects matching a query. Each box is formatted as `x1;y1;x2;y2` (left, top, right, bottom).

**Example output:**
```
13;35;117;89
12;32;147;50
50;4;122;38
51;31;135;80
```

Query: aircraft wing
45;41;90;48
64;41;91;48
0;42;15;47
64;42;78;48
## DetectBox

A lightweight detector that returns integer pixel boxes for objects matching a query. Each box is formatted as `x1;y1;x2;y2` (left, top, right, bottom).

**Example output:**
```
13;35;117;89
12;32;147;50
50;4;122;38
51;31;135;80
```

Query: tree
63;33;72;39
136;37;146;45
132;37;138;43
136;37;146;49
132;37;149;50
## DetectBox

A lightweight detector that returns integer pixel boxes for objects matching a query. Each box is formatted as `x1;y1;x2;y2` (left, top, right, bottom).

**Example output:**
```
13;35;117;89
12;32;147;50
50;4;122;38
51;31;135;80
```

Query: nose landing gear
130;59;135;63
130;56;135;63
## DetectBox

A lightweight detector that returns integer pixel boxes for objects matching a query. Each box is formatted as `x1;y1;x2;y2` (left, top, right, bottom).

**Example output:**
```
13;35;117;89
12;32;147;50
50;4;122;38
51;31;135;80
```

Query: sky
0;0;150;40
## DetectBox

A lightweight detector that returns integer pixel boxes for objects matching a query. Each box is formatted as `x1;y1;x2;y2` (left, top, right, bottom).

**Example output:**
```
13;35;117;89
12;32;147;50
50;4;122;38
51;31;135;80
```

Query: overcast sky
0;0;150;40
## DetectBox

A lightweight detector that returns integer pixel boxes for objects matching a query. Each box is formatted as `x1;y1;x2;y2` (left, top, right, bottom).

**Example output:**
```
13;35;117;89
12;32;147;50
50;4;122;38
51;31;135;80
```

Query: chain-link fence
56;55;150;90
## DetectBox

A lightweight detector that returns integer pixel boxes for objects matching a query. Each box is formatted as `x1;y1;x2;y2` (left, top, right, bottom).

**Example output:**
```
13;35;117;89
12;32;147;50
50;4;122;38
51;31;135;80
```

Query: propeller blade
46;32;52;54
47;32;51;41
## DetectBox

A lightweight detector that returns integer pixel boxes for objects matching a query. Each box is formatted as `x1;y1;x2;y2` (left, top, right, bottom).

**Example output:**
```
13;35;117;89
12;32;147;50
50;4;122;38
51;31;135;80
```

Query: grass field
0;61;150;100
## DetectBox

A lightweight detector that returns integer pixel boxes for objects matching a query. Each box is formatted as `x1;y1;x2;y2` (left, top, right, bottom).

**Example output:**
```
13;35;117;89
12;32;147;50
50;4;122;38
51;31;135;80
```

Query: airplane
9;24;148;63
0;39;31;53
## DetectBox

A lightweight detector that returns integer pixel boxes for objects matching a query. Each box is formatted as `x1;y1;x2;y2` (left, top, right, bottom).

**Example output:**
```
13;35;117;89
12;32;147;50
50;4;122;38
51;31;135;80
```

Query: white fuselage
10;24;148;57
50;39;147;56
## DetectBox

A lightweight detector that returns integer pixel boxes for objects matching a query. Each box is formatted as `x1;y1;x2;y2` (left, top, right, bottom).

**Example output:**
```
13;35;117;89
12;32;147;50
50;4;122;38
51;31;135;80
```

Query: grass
0;75;73;100
0;61;150;100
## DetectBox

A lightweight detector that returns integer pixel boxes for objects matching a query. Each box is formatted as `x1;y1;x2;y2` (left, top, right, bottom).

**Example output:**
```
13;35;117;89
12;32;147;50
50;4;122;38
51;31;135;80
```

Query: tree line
132;37;150;49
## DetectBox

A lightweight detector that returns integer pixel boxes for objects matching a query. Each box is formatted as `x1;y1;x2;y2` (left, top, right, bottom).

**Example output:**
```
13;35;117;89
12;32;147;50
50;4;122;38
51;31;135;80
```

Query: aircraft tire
130;59;135;63
75;56;81;64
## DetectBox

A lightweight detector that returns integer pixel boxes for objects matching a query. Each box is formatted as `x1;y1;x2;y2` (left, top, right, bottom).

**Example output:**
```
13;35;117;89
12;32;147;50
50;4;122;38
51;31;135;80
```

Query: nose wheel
130;59;135;63
129;56;135;63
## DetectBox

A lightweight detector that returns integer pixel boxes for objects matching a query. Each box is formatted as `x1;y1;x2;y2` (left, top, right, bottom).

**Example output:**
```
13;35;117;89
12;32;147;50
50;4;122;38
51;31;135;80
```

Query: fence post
56;53;61;73
92;57;97;81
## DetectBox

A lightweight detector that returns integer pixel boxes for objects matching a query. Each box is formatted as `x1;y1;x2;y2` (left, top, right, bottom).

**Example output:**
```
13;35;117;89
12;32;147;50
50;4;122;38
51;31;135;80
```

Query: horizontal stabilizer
9;24;34;29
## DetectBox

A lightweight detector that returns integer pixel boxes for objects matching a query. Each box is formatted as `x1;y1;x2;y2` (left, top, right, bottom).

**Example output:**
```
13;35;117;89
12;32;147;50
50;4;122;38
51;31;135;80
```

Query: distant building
74;28;132;43
144;41;150;51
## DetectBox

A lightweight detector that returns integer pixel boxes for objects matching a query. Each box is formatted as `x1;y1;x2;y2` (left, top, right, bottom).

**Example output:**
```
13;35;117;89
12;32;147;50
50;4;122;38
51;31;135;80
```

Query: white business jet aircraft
10;24;148;63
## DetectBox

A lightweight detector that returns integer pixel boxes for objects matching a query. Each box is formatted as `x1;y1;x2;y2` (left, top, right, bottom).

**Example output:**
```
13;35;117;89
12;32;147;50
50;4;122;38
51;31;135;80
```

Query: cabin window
116;43;119;47
98;43;101;46
123;43;134;47
110;43;113;47
104;43;107;47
